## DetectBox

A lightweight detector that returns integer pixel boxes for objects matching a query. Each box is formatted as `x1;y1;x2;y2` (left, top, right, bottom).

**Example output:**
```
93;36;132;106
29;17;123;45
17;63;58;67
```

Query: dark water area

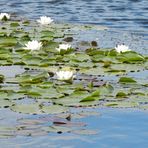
0;0;148;32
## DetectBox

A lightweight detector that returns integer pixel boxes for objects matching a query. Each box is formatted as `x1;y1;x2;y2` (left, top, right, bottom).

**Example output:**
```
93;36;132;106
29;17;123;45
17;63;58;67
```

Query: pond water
1;0;148;32
0;109;148;148
0;108;148;148
0;0;148;148
1;0;148;53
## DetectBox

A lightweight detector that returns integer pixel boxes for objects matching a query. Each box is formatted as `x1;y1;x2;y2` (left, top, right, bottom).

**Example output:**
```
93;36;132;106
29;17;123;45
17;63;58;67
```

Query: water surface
0;108;148;148
0;0;148;148
0;0;148;32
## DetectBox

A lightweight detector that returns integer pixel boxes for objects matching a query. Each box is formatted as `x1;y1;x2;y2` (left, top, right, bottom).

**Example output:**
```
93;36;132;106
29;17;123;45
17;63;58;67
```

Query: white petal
37;16;53;25
115;44;130;53
0;13;10;20
56;70;74;80
23;40;42;50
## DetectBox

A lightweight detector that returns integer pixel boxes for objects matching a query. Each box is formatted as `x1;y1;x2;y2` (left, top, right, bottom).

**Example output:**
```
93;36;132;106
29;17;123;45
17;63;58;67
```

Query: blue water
0;108;148;148
0;0;148;147
0;0;148;32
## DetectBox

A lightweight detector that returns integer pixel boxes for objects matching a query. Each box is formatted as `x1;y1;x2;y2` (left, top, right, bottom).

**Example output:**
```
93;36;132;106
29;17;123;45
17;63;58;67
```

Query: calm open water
0;0;148;148
0;0;148;32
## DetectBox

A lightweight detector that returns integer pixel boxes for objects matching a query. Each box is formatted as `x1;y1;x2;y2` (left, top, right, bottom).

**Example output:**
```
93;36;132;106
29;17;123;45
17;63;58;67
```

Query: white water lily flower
24;40;42;50
56;44;71;52
37;16;53;25
115;44;131;53
0;13;10;20
56;70;74;81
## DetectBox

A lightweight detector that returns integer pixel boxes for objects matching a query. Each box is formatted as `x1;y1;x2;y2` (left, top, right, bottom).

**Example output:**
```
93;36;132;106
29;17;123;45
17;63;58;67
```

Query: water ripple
0;0;148;33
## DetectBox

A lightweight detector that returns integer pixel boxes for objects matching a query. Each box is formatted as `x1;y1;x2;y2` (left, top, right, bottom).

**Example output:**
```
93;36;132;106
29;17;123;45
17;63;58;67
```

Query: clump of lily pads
0;13;147;116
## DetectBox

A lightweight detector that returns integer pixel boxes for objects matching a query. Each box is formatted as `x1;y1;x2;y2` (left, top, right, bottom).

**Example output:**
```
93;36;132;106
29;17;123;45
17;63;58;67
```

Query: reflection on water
0;112;96;138
0;0;148;32
0;108;148;148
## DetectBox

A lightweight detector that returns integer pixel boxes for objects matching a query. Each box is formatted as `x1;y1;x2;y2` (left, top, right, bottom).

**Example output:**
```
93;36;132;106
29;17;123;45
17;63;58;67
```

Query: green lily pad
117;51;145;63
0;99;14;108
70;53;91;62
0;37;17;47
10;103;41;114
116;91;127;98
10;22;20;27
41;105;68;114
105;101;139;108
119;77;137;83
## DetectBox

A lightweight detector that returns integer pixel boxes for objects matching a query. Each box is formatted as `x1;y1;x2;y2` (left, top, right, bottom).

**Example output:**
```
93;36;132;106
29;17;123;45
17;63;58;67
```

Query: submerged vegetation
0;14;147;117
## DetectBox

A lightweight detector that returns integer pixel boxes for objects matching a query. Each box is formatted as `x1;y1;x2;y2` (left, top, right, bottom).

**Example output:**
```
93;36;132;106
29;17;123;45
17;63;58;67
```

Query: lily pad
105;101;139;108
117;51;145;63
0;99;14;108
10;103;41;114
41;105;69;114
119;77;137;83
0;36;17;47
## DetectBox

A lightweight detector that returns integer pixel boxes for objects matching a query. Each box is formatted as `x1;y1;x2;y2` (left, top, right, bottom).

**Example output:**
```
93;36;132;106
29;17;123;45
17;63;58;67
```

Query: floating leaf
117;52;145;63
0;37;17;47
10;22;20;27
119;77;137;83
70;53;91;62
140;105;148;110
0;99;14;108
16;128;47;137
80;96;97;102
41;105;69;114
116;91;127;98
105;101;139;108
10;103;41;114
